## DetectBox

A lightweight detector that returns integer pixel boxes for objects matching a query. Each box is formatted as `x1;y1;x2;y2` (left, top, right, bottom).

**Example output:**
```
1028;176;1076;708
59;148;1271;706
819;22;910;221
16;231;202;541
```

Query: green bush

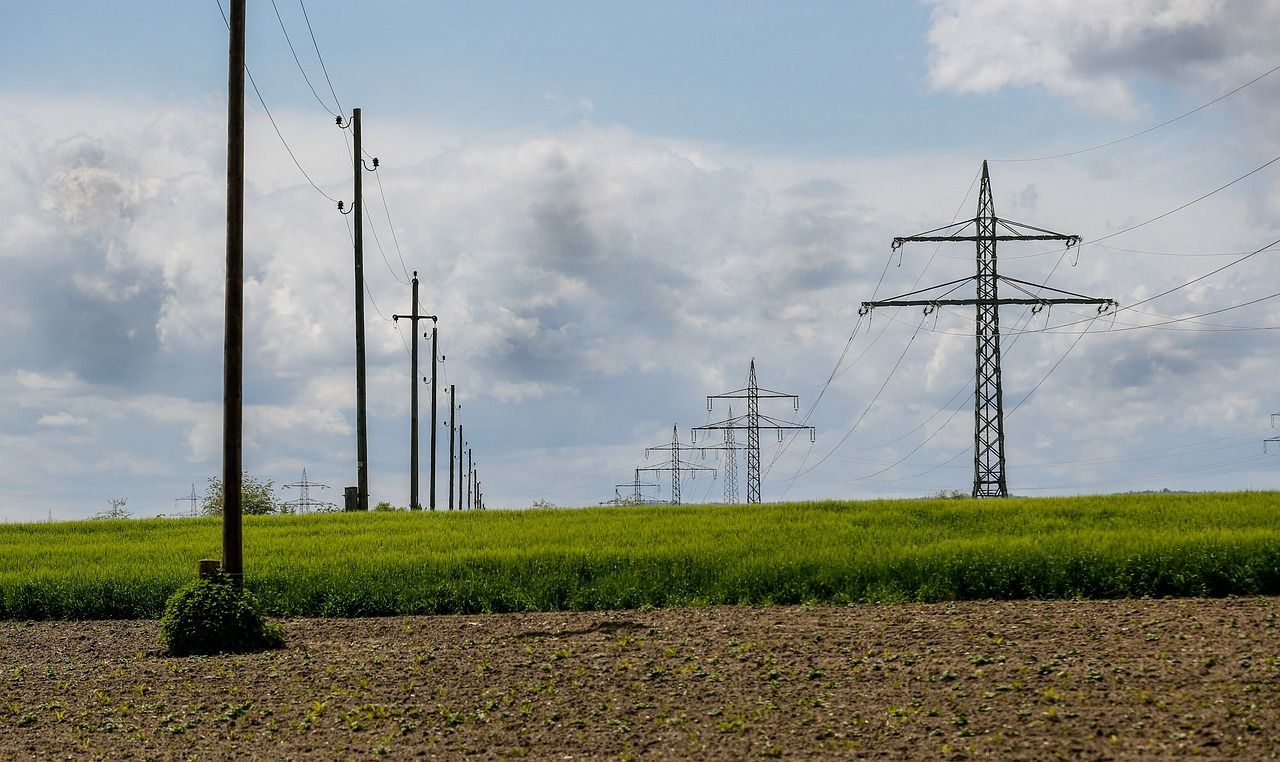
159;575;284;656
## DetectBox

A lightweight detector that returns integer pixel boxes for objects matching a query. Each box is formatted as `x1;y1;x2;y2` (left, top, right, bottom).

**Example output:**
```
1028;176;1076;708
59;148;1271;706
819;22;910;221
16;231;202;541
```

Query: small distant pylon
639;425;716;505
174;483;200;517
694;361;814;504
282;467;337;513
692;406;743;504
1266;412;1280;454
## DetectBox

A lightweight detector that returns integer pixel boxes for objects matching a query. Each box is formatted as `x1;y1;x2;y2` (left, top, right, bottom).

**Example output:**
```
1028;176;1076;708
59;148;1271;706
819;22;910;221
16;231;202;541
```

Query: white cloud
925;0;1280;119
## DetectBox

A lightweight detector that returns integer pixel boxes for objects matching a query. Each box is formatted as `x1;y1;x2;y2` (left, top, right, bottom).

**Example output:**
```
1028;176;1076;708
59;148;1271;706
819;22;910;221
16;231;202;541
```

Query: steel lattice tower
723;410;739;504
862;162;1115;497
640;425;715;505
694;360;814;504
283;467;336;513
1266;412;1280;453
690;406;743;504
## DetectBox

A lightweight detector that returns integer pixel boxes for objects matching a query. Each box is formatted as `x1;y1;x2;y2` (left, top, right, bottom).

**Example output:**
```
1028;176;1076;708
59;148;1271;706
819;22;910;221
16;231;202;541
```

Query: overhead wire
269;0;339;117
991;62;1280;163
766;167;983;490
296;0;344;116
215;0;343;205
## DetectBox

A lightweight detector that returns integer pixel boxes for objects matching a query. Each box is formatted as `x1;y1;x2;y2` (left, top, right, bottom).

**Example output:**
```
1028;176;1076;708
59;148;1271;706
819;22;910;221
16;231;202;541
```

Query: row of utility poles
602;360;814;507
216;1;483;584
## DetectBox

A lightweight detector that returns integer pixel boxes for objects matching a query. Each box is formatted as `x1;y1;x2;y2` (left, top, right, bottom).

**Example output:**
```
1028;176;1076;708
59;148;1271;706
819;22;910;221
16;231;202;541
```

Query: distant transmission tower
862;161;1115;498
639;425;716;505
693;361;814;504
1266;412;1280;453
600;468;661;505
691;406;743;504
174;483;200;517
283;467;336;513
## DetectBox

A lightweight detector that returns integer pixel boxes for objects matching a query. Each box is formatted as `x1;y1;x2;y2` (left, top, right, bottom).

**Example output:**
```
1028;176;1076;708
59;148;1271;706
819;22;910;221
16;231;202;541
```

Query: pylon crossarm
860;276;975;308
708;389;799;400
997;276;1113;303
1264;436;1280;453
892;218;979;248
694;413;750;431
991;216;1080;244
865;297;1114;308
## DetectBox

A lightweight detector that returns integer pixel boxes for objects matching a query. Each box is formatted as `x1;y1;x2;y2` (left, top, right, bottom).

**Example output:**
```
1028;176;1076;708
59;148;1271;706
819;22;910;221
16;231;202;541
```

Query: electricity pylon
174;484;200;517
1266;412;1280;453
282;467;336;513
693;360;814;504
601;468;661;505
692;406;744;504
639;425;716;505
861;161;1116;498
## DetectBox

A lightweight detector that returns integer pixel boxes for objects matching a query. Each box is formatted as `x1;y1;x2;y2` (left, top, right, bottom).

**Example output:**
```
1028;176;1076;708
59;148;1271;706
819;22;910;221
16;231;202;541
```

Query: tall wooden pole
409;273;419;510
457;424;464;510
352;108;369;511
429;324;438;510
466;447;472;510
447;384;456;510
221;0;246;581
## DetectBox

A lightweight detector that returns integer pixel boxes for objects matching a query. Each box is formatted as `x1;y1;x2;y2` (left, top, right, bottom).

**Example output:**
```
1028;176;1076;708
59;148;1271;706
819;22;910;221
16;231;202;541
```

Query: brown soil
1;598;1278;759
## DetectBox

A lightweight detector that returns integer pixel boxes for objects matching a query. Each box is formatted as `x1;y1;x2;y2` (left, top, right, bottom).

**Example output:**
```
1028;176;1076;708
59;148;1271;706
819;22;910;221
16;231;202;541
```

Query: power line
992;62;1280;163
269;0;339;117
297;0;344;115
214;0;342;205
373;168;413;283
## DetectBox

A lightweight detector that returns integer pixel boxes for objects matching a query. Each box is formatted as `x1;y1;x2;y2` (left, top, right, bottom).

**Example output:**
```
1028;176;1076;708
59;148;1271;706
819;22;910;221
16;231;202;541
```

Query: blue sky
2;1;1279;519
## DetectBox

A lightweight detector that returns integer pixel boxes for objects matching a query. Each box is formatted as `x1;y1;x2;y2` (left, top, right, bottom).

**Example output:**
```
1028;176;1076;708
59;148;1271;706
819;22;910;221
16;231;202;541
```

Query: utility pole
640;425;716;505
692;406;744;504
466;447;473;510
393;273;437;511
352;108;370;511
447;384;457;510
861;161;1115;497
694;360;814;504
457;424;465;510
221;0;246;582
427;324;439;510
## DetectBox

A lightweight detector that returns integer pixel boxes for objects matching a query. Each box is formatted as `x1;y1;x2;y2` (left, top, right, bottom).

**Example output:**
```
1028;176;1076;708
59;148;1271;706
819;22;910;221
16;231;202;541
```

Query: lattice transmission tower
691;406;743;504
1266;412;1280;453
693;360;814;504
862;161;1115;497
173;483;200;517
600;468;662;506
639;425;716;505
282;467;337;513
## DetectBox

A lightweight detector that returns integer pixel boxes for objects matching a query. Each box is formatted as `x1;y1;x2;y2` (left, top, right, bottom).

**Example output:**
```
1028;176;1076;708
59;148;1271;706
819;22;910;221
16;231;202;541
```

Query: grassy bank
1;492;1277;619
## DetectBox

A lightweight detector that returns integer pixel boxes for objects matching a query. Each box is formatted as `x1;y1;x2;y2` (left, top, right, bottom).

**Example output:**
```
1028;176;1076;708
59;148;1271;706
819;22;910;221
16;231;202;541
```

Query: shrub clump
160;575;284;656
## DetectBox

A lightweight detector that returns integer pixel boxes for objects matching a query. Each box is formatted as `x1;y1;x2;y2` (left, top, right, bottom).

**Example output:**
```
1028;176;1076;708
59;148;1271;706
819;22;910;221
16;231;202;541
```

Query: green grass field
1;492;1277;620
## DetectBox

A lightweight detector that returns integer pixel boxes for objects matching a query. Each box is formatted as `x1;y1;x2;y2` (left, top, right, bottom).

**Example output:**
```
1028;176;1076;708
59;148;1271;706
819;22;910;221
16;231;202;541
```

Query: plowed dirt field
2;598;1278;759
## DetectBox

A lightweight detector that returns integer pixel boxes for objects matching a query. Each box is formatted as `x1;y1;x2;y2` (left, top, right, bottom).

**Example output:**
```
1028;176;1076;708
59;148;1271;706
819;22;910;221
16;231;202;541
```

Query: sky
2;0;1279;520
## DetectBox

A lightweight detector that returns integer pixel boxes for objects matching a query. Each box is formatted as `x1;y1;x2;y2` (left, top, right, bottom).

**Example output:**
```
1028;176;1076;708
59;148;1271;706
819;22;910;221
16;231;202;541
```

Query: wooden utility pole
466;447;473;510
448;384;456;510
221;0;246;581
428;324;438;510
352;107;370;511
393;273;436;511
457;424;464;510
